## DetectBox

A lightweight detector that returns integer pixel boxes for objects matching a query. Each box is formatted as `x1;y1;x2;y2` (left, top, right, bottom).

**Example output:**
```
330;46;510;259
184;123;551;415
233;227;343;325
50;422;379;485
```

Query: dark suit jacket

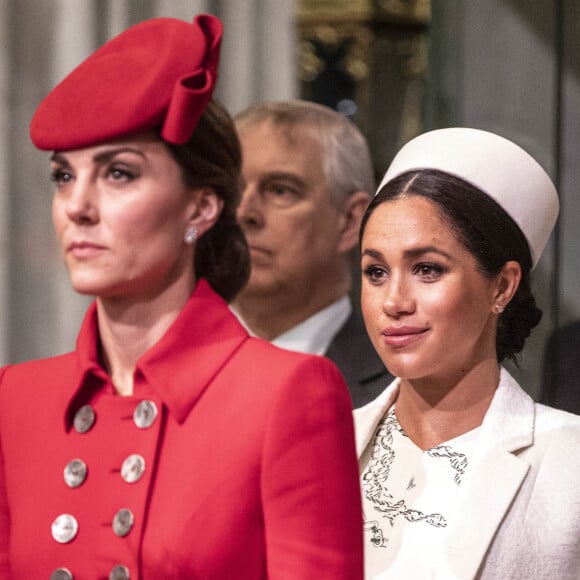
325;312;393;409
541;321;580;414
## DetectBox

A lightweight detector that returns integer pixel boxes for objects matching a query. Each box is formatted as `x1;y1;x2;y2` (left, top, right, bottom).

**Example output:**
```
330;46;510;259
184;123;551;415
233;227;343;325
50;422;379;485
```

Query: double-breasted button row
50;565;130;580
51;508;135;544
73;400;158;434
62;453;145;488
55;400;156;573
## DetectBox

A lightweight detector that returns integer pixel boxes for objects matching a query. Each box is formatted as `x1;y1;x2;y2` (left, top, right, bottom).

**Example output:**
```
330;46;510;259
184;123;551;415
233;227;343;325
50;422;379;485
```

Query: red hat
30;14;222;151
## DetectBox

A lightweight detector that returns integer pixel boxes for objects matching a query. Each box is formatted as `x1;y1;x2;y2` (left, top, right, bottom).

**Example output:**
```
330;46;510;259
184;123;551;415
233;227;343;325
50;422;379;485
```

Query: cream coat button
51;514;79;543
121;454;145;484
112;508;134;537
64;459;87;488
73;405;95;434
133;400;158;429
50;568;73;580
109;565;130;580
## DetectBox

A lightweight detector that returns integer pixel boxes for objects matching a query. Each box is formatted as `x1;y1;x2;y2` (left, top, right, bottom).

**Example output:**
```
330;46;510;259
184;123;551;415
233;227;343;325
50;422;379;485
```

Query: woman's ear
186;188;224;239
493;260;522;312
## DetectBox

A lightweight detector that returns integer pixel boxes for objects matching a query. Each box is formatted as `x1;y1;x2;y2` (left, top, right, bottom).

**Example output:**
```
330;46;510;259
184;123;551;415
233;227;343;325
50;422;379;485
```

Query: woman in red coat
0;15;363;580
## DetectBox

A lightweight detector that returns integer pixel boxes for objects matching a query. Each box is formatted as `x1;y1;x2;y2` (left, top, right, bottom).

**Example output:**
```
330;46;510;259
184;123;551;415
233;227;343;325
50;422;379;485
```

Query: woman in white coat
356;127;580;579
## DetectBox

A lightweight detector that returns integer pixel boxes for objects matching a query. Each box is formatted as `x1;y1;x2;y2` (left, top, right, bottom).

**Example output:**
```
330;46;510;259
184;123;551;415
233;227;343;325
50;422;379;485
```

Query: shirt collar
232;295;352;356
65;279;249;428
272;296;352;355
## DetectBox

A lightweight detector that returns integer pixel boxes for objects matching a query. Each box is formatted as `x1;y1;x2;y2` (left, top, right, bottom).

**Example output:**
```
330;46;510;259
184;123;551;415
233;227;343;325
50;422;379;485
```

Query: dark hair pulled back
360;169;542;363
166;100;250;302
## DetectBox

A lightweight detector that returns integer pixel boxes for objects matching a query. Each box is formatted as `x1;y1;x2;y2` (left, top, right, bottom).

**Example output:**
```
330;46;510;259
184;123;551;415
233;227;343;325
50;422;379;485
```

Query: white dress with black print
361;407;480;579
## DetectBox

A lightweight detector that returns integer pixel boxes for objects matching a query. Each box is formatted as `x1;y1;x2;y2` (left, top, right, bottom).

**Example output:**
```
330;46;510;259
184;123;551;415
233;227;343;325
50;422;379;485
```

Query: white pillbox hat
377;127;559;267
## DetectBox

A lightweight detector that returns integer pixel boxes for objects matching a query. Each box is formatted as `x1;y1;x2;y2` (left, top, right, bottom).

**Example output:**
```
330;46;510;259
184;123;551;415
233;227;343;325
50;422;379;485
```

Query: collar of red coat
64;279;249;430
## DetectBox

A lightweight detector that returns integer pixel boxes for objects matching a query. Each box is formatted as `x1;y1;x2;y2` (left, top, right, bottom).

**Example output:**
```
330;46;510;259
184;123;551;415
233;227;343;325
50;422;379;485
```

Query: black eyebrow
92;147;147;164
362;245;452;261
50;152;69;165
50;147;147;166
361;248;384;260
403;245;452;260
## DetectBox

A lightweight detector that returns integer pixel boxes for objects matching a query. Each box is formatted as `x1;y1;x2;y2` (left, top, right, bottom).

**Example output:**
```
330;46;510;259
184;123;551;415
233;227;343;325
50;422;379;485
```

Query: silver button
73;405;95;434
112;508;134;537
51;513;79;544
50;568;73;580
63;459;87;488
121;454;145;484
133;400;158;429
109;565;130;580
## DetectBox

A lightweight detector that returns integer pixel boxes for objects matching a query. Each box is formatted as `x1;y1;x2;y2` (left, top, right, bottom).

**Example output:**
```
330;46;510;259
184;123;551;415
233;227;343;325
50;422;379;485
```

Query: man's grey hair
234;100;375;205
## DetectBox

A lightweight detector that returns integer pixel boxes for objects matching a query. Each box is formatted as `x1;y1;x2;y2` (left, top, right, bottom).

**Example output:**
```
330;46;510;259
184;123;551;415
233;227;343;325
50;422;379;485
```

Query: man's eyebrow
260;171;306;188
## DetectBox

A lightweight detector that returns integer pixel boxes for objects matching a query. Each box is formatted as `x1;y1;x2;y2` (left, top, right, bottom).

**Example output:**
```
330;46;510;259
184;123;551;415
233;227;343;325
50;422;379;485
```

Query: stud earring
493;304;504;314
183;224;198;245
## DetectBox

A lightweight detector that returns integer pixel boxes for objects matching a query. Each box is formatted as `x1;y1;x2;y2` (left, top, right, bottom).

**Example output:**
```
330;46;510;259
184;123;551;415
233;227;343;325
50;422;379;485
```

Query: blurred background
1;0;578;399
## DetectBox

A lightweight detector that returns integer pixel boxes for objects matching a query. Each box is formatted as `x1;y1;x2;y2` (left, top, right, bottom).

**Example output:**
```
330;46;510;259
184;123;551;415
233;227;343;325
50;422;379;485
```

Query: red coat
0;280;362;579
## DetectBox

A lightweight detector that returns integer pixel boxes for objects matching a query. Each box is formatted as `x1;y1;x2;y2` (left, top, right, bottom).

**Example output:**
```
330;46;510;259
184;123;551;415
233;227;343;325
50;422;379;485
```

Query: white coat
354;368;580;579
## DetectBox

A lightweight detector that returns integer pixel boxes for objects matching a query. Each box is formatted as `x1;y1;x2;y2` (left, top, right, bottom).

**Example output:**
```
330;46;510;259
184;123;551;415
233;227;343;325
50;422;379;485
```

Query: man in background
232;100;392;408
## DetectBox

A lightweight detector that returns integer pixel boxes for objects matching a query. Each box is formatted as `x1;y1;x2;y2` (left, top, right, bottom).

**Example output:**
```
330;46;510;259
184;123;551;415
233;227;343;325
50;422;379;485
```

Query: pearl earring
183;224;198;245
494;304;504;314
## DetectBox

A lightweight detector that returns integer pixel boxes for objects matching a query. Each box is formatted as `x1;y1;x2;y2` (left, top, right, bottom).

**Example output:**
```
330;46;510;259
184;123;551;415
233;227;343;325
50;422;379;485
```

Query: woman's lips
381;326;428;347
67;241;106;258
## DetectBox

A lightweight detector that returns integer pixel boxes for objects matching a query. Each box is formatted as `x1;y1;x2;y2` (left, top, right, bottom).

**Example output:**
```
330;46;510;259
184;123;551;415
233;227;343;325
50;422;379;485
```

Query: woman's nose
65;178;98;224
382;274;414;317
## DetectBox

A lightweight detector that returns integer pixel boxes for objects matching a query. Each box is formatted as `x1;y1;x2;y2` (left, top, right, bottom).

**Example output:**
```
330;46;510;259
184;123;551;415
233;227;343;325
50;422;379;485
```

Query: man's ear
187;188;224;238
337;190;371;253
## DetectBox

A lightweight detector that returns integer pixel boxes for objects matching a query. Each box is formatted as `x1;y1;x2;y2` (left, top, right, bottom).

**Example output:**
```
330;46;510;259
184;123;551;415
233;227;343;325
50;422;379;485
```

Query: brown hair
166;100;250;302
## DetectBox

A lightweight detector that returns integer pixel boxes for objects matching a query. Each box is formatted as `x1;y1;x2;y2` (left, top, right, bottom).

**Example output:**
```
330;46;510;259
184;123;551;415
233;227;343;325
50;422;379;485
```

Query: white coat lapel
436;447;530;579
353;378;400;459
436;369;535;579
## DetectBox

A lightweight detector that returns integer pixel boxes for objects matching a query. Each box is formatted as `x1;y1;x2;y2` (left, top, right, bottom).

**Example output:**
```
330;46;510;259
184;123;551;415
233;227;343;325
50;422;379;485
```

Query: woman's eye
50;169;73;185
364;265;387;284
413;263;444;279
108;166;136;182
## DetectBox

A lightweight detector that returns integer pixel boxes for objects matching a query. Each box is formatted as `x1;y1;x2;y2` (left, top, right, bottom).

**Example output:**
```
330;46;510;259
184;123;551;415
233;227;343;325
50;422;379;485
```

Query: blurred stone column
218;0;298;114
0;0;9;363
154;0;211;20
4;0;96;364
